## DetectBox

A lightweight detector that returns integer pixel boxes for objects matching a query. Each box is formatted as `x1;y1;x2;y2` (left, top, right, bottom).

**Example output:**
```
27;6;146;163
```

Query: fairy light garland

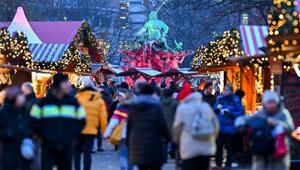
192;29;245;68
268;0;300;62
0;28;32;68
32;21;102;73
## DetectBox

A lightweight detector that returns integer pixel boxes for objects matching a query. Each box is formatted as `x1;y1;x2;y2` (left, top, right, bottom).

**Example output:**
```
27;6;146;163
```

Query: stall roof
2;21;83;44
0;7;87;63
7;7;42;44
240;25;268;57
29;21;83;44
177;68;198;75
107;64;123;74
0;7;83;44
117;68;161;77
136;68;161;76
29;43;69;62
92;64;123;75
156;68;197;77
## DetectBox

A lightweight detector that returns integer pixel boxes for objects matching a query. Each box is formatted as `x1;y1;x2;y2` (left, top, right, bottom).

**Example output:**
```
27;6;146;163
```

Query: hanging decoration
192;29;245;68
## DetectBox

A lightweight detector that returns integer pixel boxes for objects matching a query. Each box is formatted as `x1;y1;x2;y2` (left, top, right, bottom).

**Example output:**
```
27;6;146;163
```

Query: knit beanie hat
262;90;280;104
53;73;68;88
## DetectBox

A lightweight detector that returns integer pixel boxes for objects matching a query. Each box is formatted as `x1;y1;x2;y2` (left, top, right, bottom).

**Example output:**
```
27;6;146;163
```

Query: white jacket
173;93;219;160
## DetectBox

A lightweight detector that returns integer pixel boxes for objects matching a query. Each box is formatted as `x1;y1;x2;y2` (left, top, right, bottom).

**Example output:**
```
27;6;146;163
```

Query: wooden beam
0;64;99;76
197;65;239;73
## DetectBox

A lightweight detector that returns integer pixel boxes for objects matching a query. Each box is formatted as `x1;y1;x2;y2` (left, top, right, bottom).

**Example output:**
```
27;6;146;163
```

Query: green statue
173;40;183;52
137;1;169;50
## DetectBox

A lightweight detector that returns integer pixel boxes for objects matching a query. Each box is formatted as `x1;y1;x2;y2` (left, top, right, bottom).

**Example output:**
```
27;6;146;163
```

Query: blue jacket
214;94;244;134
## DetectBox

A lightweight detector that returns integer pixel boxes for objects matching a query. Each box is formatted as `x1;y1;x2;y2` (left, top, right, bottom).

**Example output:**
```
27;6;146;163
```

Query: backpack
191;109;214;139
248;117;275;156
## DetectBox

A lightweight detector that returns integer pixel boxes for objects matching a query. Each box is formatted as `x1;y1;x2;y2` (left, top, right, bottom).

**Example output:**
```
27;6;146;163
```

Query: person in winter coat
109;81;118;98
235;89;247;113
127;84;170;170
22;82;37;113
119;82;130;94
161;89;178;159
245;90;294;170
177;82;193;102
104;92;133;170
74;81;108;170
0;86;32;170
173;92;219;170
30;73;86;170
22;83;40;170
214;84;244;170
201;82;216;108
161;88;178;135
169;81;178;93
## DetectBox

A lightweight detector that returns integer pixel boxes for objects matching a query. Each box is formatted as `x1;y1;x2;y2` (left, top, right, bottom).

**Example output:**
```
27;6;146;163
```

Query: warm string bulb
192;29;244;68
268;0;300;60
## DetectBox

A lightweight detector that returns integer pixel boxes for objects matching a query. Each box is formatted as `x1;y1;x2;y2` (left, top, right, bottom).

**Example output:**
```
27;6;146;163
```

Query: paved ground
92;151;174;170
91;142;251;170
91;142;174;170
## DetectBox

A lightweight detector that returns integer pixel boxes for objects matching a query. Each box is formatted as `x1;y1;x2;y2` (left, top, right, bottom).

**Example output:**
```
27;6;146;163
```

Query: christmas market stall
192;29;259;112
266;0;300;128
155;68;198;82
92;63;123;85
116;67;161;81
0;7;105;97
232;25;270;110
229;0;300;132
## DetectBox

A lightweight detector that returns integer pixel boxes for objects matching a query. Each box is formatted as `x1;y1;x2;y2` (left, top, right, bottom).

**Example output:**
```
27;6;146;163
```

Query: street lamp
242;13;249;25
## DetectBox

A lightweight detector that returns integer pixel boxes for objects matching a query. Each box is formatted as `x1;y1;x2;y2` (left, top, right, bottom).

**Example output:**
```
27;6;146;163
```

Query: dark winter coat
246;106;294;170
214;94;244;134
201;92;216;108
161;97;178;135
0;103;32;170
30;92;85;149
24;92;37;113
127;95;170;166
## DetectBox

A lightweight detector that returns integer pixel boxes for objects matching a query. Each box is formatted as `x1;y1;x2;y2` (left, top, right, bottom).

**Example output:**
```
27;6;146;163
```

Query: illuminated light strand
268;0;300;61
192;29;245;68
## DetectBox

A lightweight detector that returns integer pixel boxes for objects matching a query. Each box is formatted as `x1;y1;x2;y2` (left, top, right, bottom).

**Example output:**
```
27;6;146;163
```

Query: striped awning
240;25;269;57
29;43;69;62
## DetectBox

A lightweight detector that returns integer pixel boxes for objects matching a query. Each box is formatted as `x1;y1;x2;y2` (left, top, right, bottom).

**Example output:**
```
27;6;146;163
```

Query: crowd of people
0;73;295;170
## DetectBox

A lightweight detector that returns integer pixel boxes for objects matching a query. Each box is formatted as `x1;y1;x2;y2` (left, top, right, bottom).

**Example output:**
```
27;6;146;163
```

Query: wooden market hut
0;7;105;96
92;63;123;84
0;7;104;71
192;27;269;113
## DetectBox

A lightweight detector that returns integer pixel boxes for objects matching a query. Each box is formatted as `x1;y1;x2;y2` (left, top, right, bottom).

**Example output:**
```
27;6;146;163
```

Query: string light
268;0;300;61
32;21;105;72
192;29;244;68
0;28;32;68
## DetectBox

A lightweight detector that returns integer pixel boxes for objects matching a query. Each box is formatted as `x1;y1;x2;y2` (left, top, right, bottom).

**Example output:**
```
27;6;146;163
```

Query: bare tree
155;0;272;67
